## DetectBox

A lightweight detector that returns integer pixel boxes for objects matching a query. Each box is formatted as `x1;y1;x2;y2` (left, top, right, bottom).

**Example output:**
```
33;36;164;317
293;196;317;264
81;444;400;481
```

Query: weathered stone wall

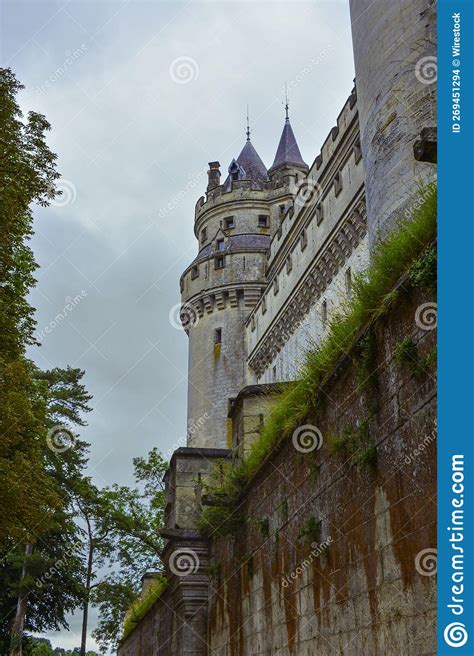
118;587;173;656
208;286;437;655
349;0;437;245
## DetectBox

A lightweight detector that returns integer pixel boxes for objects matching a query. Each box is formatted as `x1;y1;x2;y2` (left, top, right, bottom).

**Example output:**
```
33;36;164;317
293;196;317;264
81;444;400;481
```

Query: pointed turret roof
235;139;268;182
272;117;307;169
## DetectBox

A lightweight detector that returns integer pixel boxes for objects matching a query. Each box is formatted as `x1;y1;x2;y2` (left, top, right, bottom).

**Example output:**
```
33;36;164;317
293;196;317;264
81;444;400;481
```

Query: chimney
207;161;221;191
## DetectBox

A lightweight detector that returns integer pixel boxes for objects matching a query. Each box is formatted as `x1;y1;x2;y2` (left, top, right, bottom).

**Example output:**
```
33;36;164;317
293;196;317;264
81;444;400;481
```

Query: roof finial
284;83;290;123
246;105;251;141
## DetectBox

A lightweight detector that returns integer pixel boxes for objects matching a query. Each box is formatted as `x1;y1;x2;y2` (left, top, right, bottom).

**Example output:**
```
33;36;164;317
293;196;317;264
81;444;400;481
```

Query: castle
118;0;437;653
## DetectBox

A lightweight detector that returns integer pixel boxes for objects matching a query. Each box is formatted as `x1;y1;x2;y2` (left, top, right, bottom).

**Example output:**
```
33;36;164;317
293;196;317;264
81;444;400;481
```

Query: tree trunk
10;544;33;656
80;540;94;656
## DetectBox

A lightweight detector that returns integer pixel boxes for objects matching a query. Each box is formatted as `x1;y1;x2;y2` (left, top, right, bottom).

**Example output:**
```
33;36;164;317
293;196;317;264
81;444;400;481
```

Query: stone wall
349;0;437;245
208;285;437;655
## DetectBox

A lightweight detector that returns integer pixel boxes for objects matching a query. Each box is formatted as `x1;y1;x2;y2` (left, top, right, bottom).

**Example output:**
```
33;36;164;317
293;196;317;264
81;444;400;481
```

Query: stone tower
349;0;436;245
180;118;307;448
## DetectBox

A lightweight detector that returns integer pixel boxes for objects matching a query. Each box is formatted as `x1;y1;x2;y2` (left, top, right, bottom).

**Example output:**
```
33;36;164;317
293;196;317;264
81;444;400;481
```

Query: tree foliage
0;67;62;545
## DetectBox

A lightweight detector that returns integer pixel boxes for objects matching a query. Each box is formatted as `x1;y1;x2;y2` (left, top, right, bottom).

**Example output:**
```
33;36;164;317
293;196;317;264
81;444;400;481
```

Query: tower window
216;238;225;251
191;265;199;279
345;267;352;295
272;365;277;382
273;277;279;295
215;255;225;269
300;229;308;251
286;254;293;274
261;294;267;314
334;171;343;197
231;171;239;181
224;216;235;229
321;299;328;325
201;227;207;243
353;140;362;163
250;315;256;331
258;215;270;228
214;328;222;344
316;202;324;225
279;204;285;215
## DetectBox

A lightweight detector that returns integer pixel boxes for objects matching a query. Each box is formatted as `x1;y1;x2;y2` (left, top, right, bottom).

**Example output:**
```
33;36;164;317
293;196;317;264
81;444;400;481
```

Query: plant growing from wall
199;184;437;535
121;577;168;642
298;517;321;543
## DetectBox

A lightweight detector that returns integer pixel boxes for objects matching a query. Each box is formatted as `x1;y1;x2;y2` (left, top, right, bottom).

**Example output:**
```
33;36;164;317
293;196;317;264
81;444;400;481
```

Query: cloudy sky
2;0;355;650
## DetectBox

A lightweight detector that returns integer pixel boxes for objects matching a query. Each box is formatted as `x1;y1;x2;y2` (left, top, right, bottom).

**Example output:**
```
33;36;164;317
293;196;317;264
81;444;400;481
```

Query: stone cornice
247;197;367;377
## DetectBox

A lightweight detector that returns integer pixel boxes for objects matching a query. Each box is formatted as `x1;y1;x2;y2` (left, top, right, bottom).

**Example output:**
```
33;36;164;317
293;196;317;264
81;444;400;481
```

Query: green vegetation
298;517;321;543
327;420;376;472
394;337;421;373
122;577;168;642
256;517;270;538
409;243;437;289
199;184;436;537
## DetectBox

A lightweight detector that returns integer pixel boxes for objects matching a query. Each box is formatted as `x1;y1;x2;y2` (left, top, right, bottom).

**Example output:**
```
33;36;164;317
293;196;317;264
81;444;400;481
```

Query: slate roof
192;233;271;265
223;139;269;190
235;140;269;182
271;119;307;168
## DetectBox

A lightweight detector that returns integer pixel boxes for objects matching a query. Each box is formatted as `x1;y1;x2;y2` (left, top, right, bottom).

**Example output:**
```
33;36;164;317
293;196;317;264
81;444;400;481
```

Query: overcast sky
2;0;355;650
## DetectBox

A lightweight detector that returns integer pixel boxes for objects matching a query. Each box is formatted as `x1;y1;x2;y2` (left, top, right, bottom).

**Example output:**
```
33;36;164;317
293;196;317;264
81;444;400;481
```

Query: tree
90;448;168;653
0;67;62;546
1;366;92;655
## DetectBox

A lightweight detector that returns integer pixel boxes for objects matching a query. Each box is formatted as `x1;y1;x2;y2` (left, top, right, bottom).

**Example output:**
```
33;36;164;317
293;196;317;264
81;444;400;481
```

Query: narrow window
191;265;199;280
258;215;269;228
201;227;207;243
214;328;222;344
272;365;277;382
251;315;256;331
334;171;343;197
231;171;239;181
224;216;235;229
345;267;352;295
216;238;225;251
215;255;225;269
286;254;292;274
300;229;308;251
316;202;324;225
273;277;279;295
279;204;285;215
262;294;267;314
353;140;362;163
321;299;328;325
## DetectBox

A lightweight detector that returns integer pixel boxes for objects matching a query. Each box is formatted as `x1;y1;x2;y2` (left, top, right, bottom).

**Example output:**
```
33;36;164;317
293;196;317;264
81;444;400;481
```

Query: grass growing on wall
199;184;437;537
122;576;168;641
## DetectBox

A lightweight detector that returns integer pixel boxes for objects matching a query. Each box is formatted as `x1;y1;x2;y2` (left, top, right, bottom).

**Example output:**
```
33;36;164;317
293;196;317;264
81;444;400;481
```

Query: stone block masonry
207;286;436;655
118;283;437;655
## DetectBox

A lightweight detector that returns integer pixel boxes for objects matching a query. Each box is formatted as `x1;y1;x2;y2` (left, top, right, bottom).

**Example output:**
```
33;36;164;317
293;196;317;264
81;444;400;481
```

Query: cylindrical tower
349;0;436;246
180;133;302;449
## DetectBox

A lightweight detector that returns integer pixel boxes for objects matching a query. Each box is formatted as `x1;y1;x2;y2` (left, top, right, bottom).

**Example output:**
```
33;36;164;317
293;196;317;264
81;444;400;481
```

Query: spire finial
284;83;289;122
246;105;251;141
